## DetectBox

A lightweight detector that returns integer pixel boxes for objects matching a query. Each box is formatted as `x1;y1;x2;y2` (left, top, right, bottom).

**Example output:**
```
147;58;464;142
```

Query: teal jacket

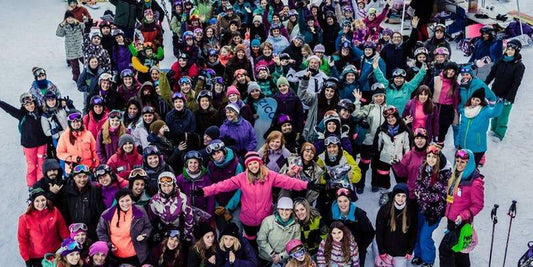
457;102;503;153
458;78;497;108
374;66;426;113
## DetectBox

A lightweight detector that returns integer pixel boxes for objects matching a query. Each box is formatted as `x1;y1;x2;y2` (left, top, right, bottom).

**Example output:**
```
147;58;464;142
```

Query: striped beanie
244;151;263;166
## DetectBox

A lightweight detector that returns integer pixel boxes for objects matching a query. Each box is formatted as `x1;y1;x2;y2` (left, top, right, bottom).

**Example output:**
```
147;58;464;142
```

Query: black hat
194;222;215;240
444;61;459;72
221;223;240;238
392;183;409;197
29;187;46;202
64;11;75;20
471;89;485;100
204;126;220;140
114;188;133;203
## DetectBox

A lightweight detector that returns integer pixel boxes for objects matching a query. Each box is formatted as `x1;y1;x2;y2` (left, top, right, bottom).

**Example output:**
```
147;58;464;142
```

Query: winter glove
50;126;63;135
215;206;226;216
307;182;319;191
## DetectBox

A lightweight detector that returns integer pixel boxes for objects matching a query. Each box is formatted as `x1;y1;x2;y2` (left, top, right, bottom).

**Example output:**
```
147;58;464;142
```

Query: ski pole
502;200;517;267
488;204;498;267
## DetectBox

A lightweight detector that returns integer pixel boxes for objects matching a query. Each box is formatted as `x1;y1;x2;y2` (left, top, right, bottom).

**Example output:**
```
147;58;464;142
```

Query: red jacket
83;111;109;140
18;207;69;261
107;150;143;179
169;62;199;89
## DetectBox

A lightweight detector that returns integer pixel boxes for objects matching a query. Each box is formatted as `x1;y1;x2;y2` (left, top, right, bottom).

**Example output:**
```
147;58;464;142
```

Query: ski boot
379;191;390;206
411;257;423;265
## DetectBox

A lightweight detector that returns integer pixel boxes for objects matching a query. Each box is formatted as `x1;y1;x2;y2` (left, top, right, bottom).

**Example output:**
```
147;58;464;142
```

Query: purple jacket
111;44;133;73
96;128;121;164
402;99;439;141
392;148;426;199
96;205;152;264
176;169;215;215
220;117;257;155
100;183;120;208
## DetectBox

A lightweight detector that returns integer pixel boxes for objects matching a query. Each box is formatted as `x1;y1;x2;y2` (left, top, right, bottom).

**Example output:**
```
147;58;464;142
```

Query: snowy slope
0;0;531;266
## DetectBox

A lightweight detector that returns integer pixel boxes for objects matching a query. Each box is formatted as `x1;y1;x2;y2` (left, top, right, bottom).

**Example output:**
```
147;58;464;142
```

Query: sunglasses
324;136;340;146
67;112;82;122
69;223;88;233
455;149;470;160
206;142;224;154
73;164;89;174
108;110;122;119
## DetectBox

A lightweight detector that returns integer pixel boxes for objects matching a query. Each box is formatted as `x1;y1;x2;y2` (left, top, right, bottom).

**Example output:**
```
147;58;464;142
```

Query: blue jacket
469;38;503;63
374;66;427;114
352;45;386;92
457;102;503;152
458;78;497;108
220;117;257;155
165;108;196;136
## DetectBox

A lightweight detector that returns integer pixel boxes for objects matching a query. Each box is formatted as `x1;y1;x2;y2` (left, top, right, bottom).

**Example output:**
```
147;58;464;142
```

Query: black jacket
380;28;418;78
375;197;418;256
86;87;123;112
0;100;49;148
60;181;104;239
32;159;65;208
485;54;525;103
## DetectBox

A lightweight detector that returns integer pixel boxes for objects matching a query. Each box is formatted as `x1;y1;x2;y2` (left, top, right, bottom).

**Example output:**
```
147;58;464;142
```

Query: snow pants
23;145;47;187
357;144;377;190
414;212;440;264
373;160;392;189
68;57;82;82
437;104;455;144
491;103;513;139
439;220;471;266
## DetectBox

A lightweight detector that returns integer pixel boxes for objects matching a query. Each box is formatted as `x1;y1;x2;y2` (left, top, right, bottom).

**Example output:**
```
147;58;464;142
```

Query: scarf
394;202;406;210
464;105;482;119
503;55;515;62
278;91;290;102
387;124;399;137
275;212;294;227
36;79;48;90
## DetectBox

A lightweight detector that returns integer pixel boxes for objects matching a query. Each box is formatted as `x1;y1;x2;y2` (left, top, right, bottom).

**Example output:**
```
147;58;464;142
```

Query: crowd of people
5;0;527;266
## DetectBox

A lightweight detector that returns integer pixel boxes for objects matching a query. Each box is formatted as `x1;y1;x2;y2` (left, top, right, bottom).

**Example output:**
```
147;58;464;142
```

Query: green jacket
374;66;426;114
110;0;143;28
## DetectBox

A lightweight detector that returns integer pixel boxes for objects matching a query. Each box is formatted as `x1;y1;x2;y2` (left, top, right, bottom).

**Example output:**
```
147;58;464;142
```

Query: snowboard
518;241;533;267
253;97;277;147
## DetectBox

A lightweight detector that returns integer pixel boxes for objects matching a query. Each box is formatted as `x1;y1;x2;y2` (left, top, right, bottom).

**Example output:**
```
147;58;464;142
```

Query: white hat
277;197;294;209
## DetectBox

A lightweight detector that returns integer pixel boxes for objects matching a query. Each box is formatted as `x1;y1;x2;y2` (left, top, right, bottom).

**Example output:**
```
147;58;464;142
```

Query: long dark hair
413;85;434;114
158;237;181;266
323;221;353;263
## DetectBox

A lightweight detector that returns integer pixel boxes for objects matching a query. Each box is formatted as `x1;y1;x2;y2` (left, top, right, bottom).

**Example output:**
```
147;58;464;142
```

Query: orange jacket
56;129;99;173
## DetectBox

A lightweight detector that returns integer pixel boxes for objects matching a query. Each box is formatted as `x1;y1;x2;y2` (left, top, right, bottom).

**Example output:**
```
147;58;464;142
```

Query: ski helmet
157;171;177;197
112;29;124;37
196;90;213;102
182;31;194;40
90;95;104;107
480;25;495;37
98;73;113;84
337;99;355;113
19;92;36;105
93;164;115;181
506;39;522;52
391;68;407;78
285;239;304;254
120;69;135;79
414;47;429;57
32;67;46;78
206;139;225;155
183;150;202;163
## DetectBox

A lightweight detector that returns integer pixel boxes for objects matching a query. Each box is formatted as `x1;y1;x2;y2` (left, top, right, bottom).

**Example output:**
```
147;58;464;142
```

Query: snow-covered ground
0;0;531;266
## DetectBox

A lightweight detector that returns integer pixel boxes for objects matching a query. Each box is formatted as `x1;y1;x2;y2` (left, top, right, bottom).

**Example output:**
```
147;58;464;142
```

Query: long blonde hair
101;119;126;144
218;235;242;252
389;202;409;233
246;165;269;183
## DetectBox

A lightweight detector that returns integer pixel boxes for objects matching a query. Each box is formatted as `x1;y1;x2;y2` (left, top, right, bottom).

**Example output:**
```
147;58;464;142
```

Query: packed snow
0;0;531;266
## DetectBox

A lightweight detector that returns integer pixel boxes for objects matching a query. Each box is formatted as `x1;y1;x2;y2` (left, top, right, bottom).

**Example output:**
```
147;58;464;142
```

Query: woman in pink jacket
392;127;428;198
82;95;108;139
197;151;315;242
107;134;143;179
439;149;484;266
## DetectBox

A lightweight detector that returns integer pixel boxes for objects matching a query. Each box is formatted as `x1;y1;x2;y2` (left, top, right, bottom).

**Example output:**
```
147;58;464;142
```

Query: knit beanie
277;76;289;87
150;120;166;134
300;142;316;155
251;39;261;47
225;103;240;115
89;241;109;257
253;15;262;24
306;55;321;63
59;238;82;257
221;222;240;238
29;187;46;202
392;183;409;197
244;151;263;166
118;134;135;148
234;44;246;54
313;44;325;53
64;11;75;20
194;222;215;240
226;85;241;97
204;126;220;140
471;88;485;100
247;82;261;94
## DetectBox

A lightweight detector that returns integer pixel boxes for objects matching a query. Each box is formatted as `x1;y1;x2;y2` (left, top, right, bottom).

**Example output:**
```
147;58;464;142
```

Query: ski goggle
414;128;428;138
185;151;202;161
129;168;147;179
120;69;135;78
72;164;90;175
94;165;111;177
21;96;34;105
213;76;224;84
158;176;174;185
426;144;441;155
69;223;88;233
392;68;407;78
455;149;470;160
142;106;155;114
383;106;398;117
179;77;192;84
143;145;160;156
108;109;122;119
33;68;46;77
206;141;225;154
434;47;449;55
197;90;213;99
289;246;306;259
90;96;104;105
168;229;180;238
506;42;520;50
172;92;185;100
62;239;82;250
67;111;82;122
324;136;341;146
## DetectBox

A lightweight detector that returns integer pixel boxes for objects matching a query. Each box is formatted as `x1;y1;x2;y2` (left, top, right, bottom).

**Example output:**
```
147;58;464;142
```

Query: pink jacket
107;150;143;179
202;169;308;226
83;111;108;139
445;172;485;222
392;148;426;199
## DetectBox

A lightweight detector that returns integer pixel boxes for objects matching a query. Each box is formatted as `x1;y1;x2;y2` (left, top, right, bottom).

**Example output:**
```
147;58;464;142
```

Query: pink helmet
285;239;303;254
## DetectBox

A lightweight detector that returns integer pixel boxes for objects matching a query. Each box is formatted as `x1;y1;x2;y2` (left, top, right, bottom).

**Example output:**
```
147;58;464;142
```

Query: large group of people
6;0;527;266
